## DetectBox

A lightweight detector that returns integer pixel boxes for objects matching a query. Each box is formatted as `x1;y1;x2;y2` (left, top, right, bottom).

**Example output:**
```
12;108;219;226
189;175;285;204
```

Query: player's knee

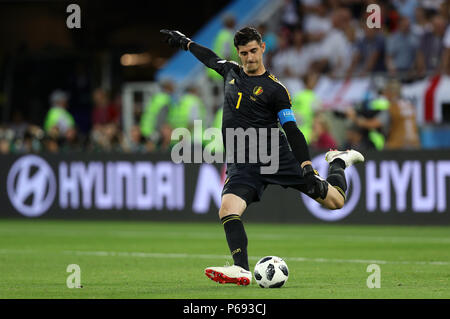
218;204;234;218
320;193;345;210
333;197;345;210
328;196;345;210
218;194;246;218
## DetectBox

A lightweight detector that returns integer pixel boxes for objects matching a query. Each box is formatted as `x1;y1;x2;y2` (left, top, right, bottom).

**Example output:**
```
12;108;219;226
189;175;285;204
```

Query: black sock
326;159;347;200
331;158;346;169
221;214;249;271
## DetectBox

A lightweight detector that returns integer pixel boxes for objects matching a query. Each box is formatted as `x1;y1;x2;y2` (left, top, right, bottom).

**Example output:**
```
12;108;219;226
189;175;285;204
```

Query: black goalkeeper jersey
212;60;299;172
221;63;289;131
189;42;306;176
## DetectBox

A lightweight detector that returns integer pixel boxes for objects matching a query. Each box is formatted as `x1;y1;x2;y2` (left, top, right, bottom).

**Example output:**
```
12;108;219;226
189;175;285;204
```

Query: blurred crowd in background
1;0;450;155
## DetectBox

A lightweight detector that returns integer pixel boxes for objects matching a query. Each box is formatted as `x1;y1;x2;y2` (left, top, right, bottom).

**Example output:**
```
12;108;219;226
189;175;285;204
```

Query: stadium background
1;0;449;224
0;0;449;300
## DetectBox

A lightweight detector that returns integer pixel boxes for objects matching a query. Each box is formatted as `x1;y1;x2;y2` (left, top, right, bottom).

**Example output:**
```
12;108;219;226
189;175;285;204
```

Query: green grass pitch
0;219;449;299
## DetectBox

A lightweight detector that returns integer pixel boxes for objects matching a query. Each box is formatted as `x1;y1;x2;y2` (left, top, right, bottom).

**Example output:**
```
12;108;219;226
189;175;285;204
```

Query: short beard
245;64;259;74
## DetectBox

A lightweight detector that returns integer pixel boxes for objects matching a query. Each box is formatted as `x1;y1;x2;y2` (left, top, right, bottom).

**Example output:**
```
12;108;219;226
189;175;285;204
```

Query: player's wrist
300;161;312;168
302;164;316;176
180;37;191;50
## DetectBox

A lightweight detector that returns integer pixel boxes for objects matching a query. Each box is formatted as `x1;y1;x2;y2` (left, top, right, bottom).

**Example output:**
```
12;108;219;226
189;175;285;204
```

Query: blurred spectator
310;112;337;151
421;0;444;16
42;135;60;153
443;19;450;74
415;14;447;77
281;0;301;31
299;0;321;12
122;125;147;153
0;126;13;141
0;127;13;154
292;72;320;143
346;91;390;151
386;16;419;77
270;30;292;78
257;23;278;54
285;29;316;78
90;123;123;152
60;128;84;152
326;0;341;11
13;126;44;153
342;124;375;151
272;28;317;80
346;80;420;150
347;19;386;77
342;23;359;70
385;2;401;33
441;1;450;21
382;79;420;149
91;88;120;127
0;138;10;154
204;108;224;155
411;6;431;37
140;79;174;150
103;123;123;152
158;122;174;152
169;85;206;147
207;13;239;82
44;90;75;135
317;7;354;77
302;1;331;43
257;23;278;71
339;0;365;20
392;0;419;24
9;111;28;140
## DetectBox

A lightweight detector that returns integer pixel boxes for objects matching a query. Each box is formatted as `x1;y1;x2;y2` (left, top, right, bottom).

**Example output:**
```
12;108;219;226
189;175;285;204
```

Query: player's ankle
235;263;250;271
331;158;346;169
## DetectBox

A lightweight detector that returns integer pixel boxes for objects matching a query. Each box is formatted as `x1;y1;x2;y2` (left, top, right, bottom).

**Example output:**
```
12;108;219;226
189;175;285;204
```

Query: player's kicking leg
204;193;252;286
315;149;364;210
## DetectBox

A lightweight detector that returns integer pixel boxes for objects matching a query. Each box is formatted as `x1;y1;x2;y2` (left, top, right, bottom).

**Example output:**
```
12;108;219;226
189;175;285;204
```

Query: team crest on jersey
253;86;263;96
229;78;235;85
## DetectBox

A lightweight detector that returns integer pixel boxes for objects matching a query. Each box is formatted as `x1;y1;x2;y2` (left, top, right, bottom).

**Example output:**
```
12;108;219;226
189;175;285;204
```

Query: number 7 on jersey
235;92;243;109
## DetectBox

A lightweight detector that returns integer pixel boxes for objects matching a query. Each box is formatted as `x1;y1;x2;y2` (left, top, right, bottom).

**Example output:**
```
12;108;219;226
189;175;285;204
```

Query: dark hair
234;27;262;48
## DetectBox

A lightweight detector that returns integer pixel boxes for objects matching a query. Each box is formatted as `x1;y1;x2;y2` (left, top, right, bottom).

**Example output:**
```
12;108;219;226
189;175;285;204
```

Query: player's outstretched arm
160;29;237;77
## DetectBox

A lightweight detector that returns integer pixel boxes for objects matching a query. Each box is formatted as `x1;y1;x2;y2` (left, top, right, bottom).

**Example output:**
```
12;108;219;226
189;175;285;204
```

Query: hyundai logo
7;155;56;217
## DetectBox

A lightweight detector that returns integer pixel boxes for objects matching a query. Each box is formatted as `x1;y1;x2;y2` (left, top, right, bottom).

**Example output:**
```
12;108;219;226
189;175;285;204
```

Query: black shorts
221;162;311;206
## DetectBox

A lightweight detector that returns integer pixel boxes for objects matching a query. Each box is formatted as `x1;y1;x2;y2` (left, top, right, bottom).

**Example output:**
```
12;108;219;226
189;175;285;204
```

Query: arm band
277;109;296;126
282;121;311;164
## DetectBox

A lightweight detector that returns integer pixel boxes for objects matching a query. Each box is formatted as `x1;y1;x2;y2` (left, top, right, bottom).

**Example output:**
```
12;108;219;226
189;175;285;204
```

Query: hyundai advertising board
0;151;449;224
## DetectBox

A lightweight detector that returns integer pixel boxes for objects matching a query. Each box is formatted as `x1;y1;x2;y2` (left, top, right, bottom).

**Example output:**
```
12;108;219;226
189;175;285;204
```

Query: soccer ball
254;256;289;288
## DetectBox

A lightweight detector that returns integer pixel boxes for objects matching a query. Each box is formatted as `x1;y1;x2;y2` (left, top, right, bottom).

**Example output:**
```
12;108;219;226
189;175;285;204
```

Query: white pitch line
1;248;448;266
63;250;450;266
2;228;450;244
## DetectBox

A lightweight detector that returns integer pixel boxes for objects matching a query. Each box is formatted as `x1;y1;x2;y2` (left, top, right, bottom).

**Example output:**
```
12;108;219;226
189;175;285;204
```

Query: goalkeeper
160;27;364;286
